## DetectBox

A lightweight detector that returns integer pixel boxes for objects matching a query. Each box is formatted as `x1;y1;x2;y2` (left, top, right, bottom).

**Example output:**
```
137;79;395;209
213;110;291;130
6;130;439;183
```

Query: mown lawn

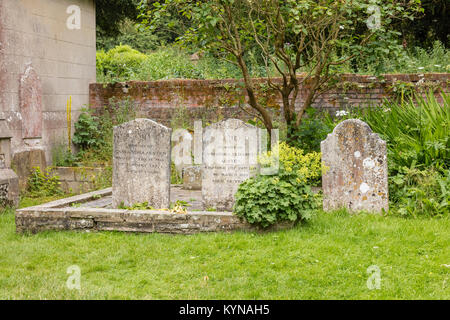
0;201;448;300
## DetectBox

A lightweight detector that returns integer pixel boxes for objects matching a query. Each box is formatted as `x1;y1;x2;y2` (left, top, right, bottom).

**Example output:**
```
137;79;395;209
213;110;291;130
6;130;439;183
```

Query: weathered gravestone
321;119;388;213
19;64;42;139
182;166;202;190
0;119;19;207
202;119;259;211
112;119;172;209
172;129;193;177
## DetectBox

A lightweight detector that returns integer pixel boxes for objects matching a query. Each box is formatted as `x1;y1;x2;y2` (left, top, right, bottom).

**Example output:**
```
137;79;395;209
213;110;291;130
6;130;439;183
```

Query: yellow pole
67;96;72;153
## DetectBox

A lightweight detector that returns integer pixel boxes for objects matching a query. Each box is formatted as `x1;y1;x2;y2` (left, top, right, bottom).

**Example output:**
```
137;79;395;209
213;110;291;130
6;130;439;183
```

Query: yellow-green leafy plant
259;142;322;186
235;143;322;228
28;167;63;197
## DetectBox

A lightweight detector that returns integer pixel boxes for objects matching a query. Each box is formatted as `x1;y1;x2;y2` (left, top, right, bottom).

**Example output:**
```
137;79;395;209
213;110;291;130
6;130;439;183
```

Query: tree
96;0;140;37
139;0;421;140
401;0;449;48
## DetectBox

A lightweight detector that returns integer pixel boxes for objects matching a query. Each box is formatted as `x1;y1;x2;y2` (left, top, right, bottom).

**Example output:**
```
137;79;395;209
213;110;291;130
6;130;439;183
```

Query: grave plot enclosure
15;188;255;234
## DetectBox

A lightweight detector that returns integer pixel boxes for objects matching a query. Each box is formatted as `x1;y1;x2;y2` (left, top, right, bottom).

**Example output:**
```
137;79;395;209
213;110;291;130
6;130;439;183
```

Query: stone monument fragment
19;64;43;140
182;166;202;190
0;119;19;207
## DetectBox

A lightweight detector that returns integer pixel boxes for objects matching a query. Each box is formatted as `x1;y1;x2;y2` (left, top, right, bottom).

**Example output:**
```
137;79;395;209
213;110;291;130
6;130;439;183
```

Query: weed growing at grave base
119;202;155;210
73;98;137;168
118;200;190;213
170;162;183;185
52;143;79;167
0;204;448;299
27;167;64;198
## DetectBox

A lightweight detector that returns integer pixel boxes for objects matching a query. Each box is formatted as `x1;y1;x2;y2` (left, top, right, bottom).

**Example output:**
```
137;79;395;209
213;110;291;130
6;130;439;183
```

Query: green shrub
389;167;449;218
260;142;322;186
73;98;136;167
136;47;202;81
73;108;101;150
234;172;318;228
97;45;148;82
28;167;63;198
234;143;321;228
345;40;450;75
362;92;449;217
96;45;270;83
363;92;449;172
380;41;450;74
97;19;160;52
287;108;333;153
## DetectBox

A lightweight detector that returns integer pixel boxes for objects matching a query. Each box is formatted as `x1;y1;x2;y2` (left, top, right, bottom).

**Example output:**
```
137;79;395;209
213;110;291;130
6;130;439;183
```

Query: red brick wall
89;73;449;126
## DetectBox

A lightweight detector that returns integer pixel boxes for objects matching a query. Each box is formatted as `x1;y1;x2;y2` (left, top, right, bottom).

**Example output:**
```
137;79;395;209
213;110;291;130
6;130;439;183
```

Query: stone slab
182;166;202;190
321;119;389;213
202;119;259;211
19;64;43;139
112;119;172;209
15;187;297;234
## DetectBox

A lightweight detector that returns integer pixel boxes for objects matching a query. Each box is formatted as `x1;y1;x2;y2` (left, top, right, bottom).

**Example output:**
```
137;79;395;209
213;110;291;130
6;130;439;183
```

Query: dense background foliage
98;0;448;52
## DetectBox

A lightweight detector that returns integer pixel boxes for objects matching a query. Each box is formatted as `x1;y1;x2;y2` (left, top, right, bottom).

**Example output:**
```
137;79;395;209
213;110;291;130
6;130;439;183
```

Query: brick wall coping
90;73;450;89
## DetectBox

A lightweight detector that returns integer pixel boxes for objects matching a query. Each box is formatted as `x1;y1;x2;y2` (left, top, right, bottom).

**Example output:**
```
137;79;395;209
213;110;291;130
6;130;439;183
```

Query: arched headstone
321;119;388;213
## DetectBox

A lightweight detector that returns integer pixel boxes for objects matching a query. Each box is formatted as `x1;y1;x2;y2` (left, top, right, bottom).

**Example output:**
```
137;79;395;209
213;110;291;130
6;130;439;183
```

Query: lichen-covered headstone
19;64;42;139
112;119;172;209
202;119;259;211
321;119;388;213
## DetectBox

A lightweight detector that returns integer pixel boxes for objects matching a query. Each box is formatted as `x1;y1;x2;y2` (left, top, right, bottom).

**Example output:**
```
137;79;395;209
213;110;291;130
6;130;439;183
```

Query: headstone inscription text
202;119;259;211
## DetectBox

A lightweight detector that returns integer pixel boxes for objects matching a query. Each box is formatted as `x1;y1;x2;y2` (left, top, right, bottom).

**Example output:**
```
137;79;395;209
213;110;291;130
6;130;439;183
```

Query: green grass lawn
0;202;449;300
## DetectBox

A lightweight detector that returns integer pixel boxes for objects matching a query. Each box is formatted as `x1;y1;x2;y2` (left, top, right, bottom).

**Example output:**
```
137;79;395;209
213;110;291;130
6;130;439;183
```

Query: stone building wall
0;0;96;163
89;73;449;127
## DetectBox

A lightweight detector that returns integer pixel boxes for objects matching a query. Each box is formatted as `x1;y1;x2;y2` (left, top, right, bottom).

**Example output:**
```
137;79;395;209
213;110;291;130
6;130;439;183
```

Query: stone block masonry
89;73;449;126
0;0;96;163
50;166;108;194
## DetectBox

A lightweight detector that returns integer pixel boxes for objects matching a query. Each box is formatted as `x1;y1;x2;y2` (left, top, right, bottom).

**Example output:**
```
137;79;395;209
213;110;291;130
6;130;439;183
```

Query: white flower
418;67;424;70
416;78;425;86
336;110;349;117
339;25;345;30
434;65;441;68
